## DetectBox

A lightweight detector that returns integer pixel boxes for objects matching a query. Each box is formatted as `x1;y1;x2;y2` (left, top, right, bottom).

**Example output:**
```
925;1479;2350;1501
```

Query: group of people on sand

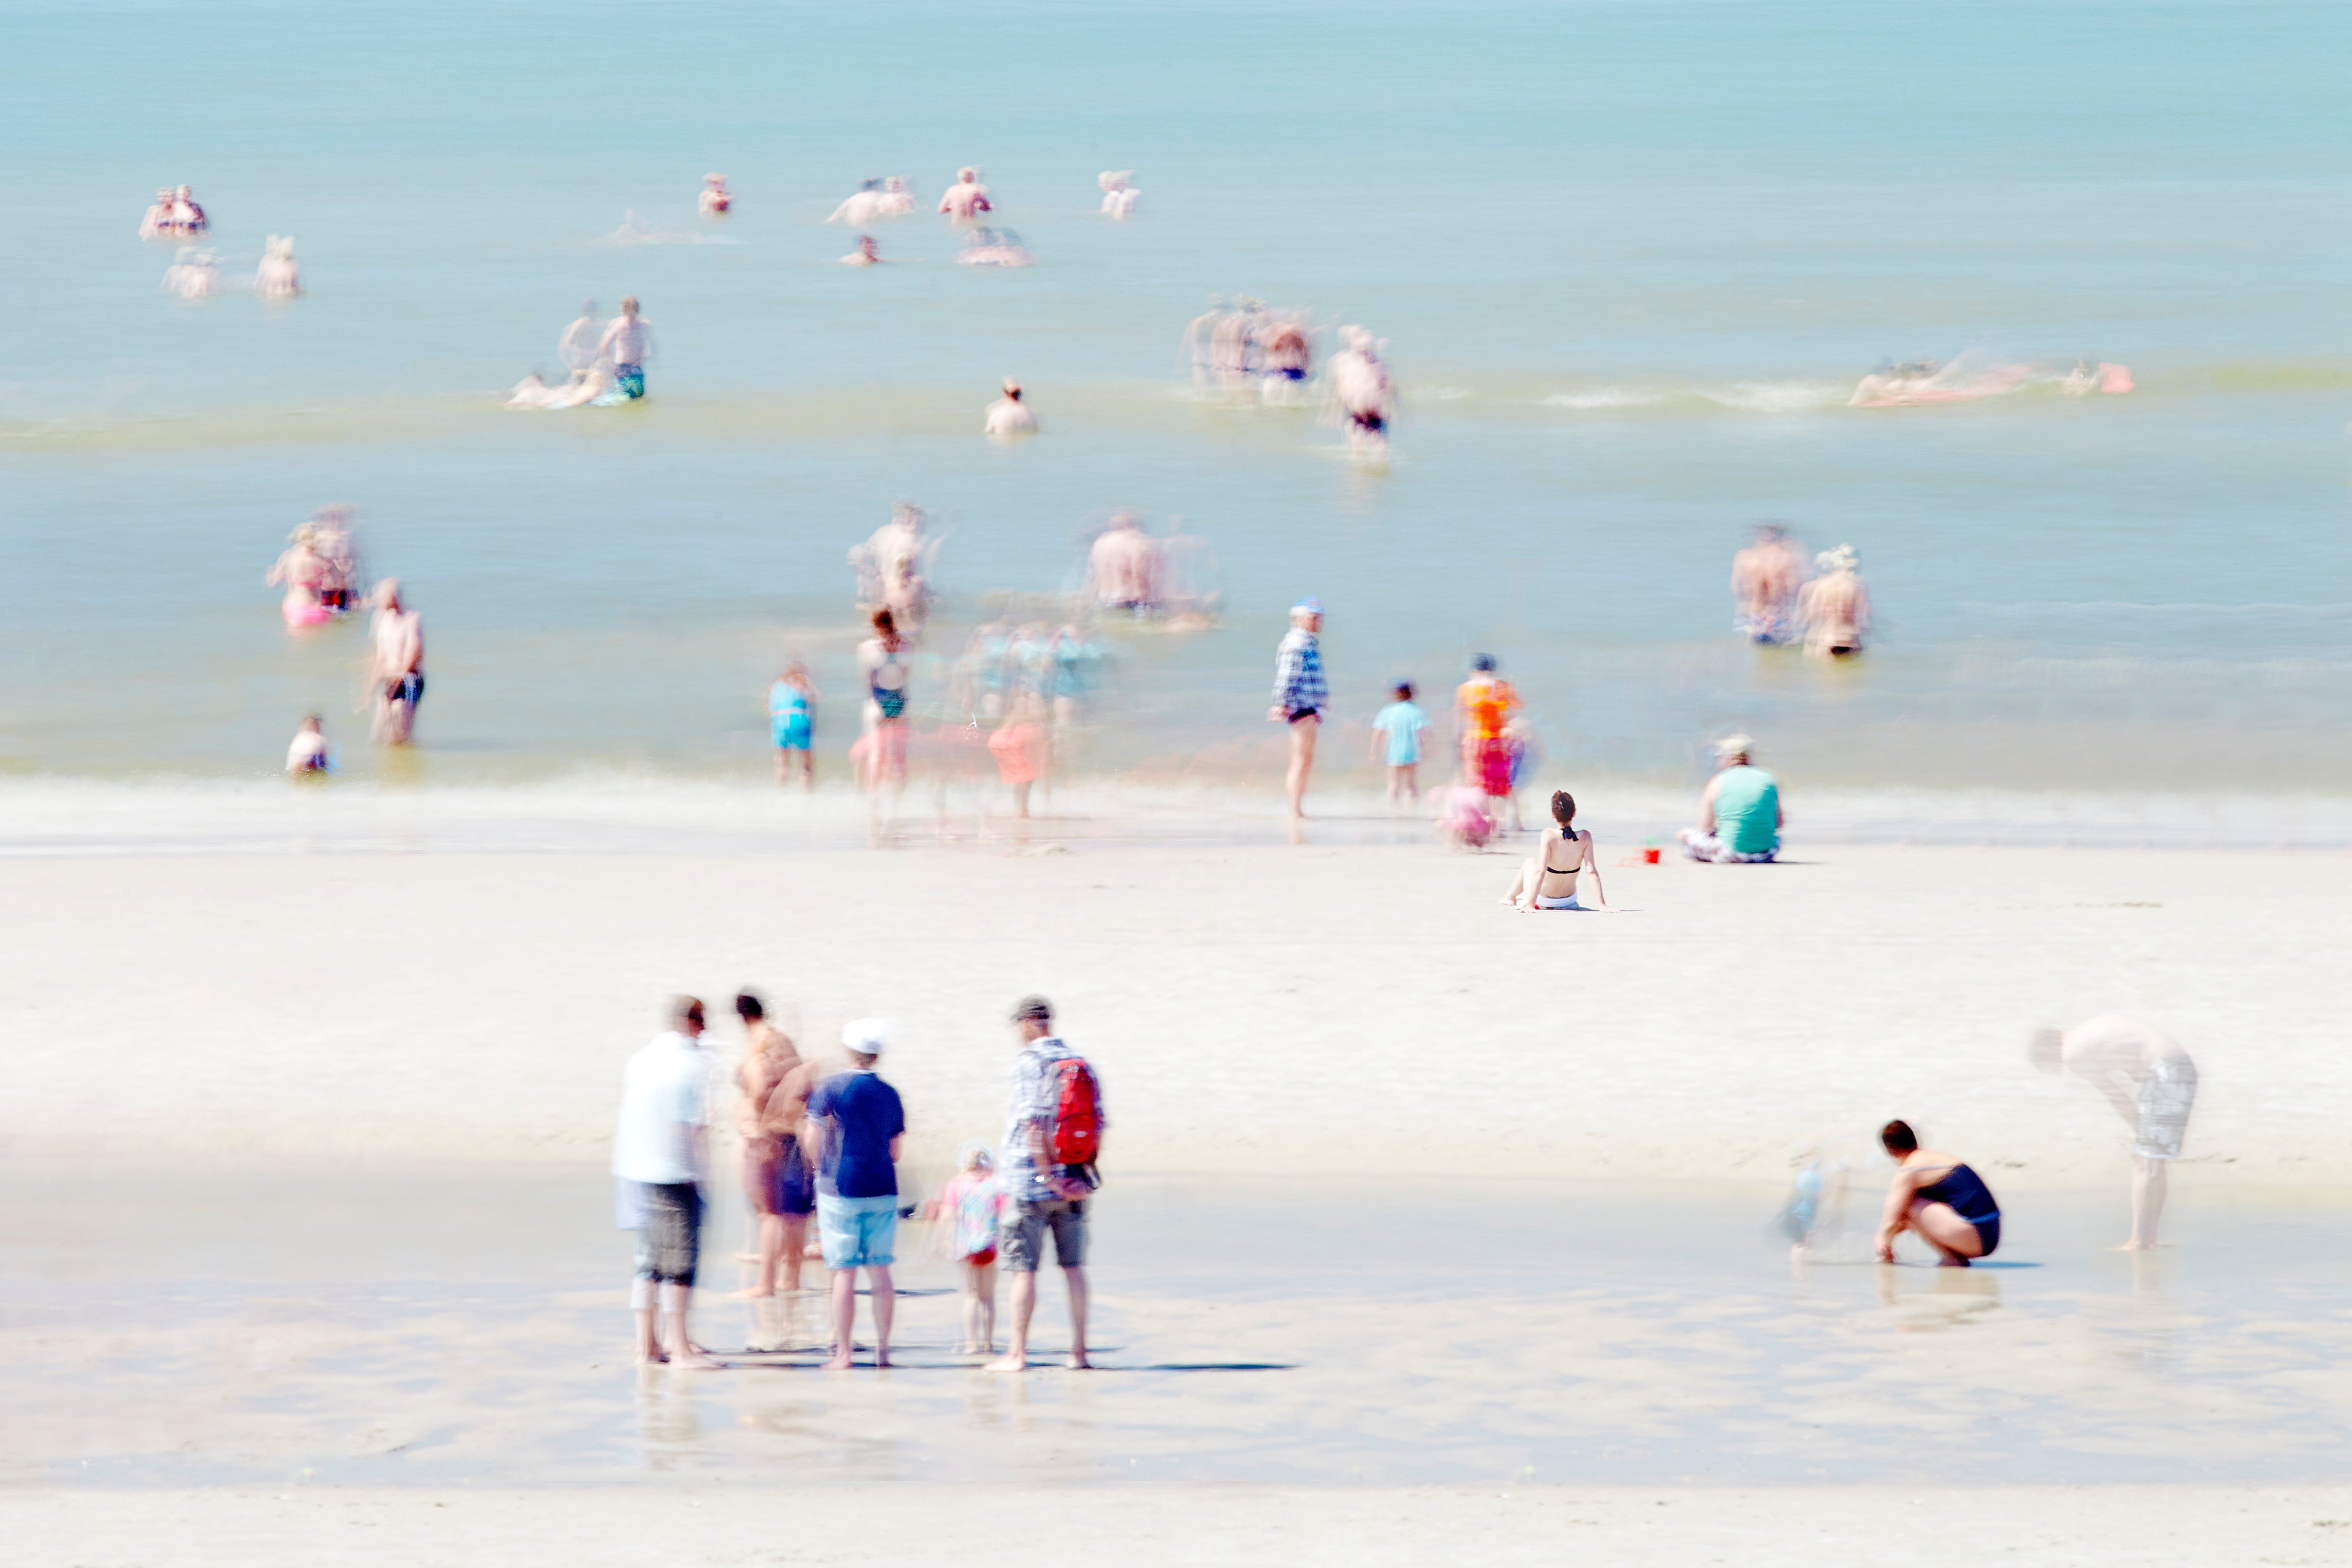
263;507;427;770
1728;524;1872;656
616;990;1104;1373
509;297;654;408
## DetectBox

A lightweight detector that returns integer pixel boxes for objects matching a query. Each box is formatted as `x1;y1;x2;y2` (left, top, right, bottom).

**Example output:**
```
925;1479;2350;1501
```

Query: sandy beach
8;840;2346;1184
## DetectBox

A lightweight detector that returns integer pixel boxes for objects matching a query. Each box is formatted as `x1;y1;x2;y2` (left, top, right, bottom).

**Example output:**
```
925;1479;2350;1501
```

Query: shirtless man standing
369;580;425;745
939;167;993;222
1729;524;1807;644
2031;1018;2198;1250
1085;512;1164;613
1796;544;1870;658
597;296;653;400
732;992;815;1300
1326;327;1392;460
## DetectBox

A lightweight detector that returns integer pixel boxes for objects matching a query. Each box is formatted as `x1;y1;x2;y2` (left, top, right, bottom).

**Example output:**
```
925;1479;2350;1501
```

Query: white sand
10;1484;2352;1566
5;843;2345;1184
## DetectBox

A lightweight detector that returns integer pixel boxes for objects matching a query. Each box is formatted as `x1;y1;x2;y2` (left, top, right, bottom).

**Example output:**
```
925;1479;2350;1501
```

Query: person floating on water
828;178;890;227
1730;523;1806;644
939;166;993;222
1873;1119;2001;1266
1677;734;1782;863
2030;1017;2197;1251
138;187;175;241
1499;790;1619;913
698;173;731;215
1796;543;1869;658
984;378;1038;438
161;247;217;299
840;235;883;266
1097;170;1140;219
956;227;1033;267
596;296;653;400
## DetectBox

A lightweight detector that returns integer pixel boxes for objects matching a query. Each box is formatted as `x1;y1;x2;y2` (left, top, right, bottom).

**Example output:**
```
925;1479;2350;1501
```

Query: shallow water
10;1165;2352;1488
2;1;2349;811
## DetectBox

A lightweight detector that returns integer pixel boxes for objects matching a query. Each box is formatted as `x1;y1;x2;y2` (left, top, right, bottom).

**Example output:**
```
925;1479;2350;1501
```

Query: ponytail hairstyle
1550;790;1576;831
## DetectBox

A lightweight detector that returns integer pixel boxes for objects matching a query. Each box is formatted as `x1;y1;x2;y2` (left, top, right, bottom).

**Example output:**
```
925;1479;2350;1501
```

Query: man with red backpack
986;994;1105;1372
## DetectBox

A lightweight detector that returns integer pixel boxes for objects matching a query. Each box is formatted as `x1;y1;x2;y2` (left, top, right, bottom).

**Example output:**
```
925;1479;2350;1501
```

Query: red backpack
1047;1057;1104;1169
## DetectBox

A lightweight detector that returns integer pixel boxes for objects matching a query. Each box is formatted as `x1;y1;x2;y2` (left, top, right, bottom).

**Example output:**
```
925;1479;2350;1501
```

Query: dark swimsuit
1914;1162;2000;1256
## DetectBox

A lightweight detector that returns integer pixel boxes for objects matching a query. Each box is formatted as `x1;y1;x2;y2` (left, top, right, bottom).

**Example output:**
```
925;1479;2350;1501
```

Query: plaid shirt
1272;628;1327;714
1002;1036;1104;1202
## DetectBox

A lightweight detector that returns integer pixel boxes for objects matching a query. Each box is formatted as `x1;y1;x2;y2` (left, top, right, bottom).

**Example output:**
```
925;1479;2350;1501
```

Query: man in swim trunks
730;992;811;1302
1267;598;1327;820
1678;735;1781;862
1326;326;1392;460
597;296;652;400
2031;1017;2198;1250
1085;511;1163;613
368;580;425;745
938;166;993;222
1797;544;1870;658
1454;655;1521;827
1730;524;1806;644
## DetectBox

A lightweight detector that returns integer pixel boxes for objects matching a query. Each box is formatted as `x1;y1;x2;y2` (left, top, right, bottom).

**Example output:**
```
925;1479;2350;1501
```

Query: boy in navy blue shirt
803;1019;907;1369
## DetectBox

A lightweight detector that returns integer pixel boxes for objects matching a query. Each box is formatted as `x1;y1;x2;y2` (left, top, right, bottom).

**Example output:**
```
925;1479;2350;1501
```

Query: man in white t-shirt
614;996;721;1368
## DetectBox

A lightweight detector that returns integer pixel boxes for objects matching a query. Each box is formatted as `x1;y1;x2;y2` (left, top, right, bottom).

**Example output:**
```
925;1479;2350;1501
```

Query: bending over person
1873;1119;2000;1266
1501;790;1619;912
2030;1016;2196;1250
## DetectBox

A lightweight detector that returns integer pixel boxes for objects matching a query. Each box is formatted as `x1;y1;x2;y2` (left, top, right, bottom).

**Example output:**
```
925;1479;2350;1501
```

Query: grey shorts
634;1181;702;1285
2135;1057;2199;1161
1000;1195;1088;1272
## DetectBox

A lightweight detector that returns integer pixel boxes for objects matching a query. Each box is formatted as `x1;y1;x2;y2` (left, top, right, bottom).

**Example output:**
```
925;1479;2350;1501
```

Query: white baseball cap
841;1018;892;1056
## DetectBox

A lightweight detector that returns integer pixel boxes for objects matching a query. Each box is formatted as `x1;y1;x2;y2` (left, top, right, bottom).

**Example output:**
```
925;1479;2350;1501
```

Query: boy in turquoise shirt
1369;682;1429;802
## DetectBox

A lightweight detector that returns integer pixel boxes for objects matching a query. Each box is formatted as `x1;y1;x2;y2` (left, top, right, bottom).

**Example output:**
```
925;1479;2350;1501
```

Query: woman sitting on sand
1872;1119;2001;1266
1500;790;1619;913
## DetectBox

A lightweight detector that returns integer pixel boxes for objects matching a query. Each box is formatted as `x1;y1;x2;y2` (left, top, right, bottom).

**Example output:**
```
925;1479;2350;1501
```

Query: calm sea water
3;0;2348;819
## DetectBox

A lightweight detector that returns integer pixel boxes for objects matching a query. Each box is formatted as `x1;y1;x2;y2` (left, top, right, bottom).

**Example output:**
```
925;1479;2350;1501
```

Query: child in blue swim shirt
1369;682;1428;802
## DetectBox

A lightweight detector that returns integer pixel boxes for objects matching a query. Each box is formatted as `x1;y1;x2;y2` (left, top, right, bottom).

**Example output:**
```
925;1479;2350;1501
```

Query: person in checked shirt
1266;596;1327;820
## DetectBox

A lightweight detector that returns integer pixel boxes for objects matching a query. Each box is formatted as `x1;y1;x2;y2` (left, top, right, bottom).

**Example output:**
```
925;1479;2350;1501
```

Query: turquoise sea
3;0;2348;831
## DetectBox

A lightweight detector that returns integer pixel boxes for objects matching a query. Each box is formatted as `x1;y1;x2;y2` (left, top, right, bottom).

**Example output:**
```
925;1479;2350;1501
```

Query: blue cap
1471;653;1496;672
1292;596;1323;615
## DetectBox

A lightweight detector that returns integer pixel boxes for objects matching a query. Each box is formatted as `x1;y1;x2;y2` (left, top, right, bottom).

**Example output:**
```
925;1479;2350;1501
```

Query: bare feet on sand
727;1286;775;1300
672;1350;727;1370
984;1354;1028;1373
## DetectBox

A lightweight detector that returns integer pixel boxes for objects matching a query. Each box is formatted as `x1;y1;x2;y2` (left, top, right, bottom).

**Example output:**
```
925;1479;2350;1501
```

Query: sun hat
1008;994;1053;1024
1714;733;1754;758
841;1018;891;1056
1291;596;1323;616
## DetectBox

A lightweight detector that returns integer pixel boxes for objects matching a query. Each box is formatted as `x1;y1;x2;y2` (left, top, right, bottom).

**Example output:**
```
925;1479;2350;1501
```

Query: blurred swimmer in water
1182;297;1227;388
698;173;731;215
139;187;175;241
840;235;884;266
850;502;935;633
369;580;426;745
507;366;616;408
1730;523;1807;644
1796;544;1870;658
1325;326;1392;461
161;247;217;299
306;505;361;614
1257;313;1313;405
939;166;993;222
1211;302;1256;394
1849;352;2034;407
268;524;337;630
1084;512;1164;613
559;299;602;374
597;297;653;400
984;378;1038;438
254;235;302;298
286;714;330;777
170;185;209;236
1098;170;1140;219
877;177;916;216
828;178;888;227
957;227;1032;266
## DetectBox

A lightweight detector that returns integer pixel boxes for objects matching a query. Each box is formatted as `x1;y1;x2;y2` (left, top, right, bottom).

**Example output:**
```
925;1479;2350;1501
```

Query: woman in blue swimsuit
1873;1119;2001;1266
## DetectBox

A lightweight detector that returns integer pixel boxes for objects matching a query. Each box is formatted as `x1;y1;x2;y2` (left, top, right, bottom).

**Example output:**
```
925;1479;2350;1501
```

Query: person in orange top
1454;654;1521;820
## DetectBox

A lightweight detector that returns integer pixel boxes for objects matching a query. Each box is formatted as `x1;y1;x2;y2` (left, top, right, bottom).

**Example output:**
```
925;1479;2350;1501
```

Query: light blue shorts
817;1192;899;1269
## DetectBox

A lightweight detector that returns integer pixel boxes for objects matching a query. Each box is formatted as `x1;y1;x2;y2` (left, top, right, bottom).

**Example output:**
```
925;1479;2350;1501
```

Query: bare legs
781;1215;808;1292
2120;1155;2169;1250
825;1264;894;1370
1285;716;1318;819
730;1210;786;1299
1883;1199;1986;1267
636;1281;721;1368
986;1265;1089;1371
959;1256;999;1354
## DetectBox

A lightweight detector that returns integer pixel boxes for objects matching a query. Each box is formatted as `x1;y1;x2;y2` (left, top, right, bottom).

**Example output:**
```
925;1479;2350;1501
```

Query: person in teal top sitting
1677;734;1782;863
